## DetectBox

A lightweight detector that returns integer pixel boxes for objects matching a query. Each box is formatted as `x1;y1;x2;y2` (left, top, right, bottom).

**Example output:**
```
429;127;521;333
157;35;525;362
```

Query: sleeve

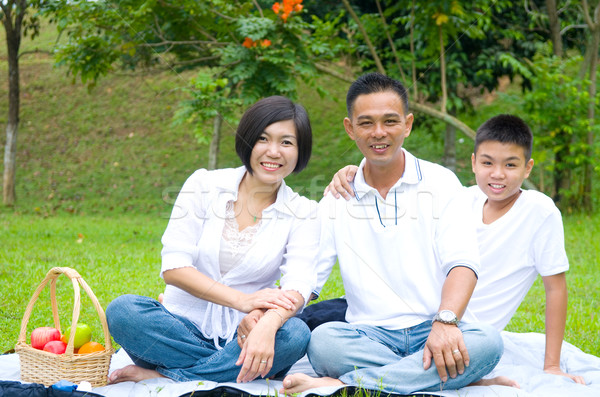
278;199;320;306
532;208;569;276
312;195;340;297
160;169;210;278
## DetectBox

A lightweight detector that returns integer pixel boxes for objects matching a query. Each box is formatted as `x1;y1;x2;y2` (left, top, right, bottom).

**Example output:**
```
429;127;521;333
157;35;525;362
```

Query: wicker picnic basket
15;267;114;387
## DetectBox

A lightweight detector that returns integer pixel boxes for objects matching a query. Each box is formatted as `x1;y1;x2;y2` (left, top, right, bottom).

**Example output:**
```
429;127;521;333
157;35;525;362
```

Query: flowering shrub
272;0;303;22
242;37;272;48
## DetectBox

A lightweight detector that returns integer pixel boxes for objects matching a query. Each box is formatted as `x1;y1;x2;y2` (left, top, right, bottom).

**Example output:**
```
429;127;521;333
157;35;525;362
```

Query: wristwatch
432;310;459;325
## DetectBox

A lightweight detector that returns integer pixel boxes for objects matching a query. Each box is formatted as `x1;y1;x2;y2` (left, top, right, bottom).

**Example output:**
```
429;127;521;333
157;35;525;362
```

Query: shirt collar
215;166;294;215
352;148;423;201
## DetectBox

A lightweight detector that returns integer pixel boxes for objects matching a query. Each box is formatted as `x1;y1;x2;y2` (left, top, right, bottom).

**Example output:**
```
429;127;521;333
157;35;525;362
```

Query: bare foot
108;364;166;384
280;373;344;395
472;376;520;388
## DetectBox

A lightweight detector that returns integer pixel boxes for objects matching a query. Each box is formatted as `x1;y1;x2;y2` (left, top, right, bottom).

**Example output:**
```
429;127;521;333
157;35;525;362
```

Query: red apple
31;327;61;350
43;340;67;354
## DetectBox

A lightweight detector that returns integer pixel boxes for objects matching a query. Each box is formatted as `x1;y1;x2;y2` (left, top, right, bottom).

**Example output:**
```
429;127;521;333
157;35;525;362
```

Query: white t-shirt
160;167;319;344
466;186;569;330
315;149;480;330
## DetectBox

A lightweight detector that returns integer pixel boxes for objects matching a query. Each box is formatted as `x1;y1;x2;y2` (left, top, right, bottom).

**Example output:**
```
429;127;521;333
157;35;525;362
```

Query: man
280;73;503;395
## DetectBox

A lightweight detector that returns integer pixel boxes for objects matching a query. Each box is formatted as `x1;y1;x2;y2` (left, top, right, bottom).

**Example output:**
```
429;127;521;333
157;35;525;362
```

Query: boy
322;114;585;386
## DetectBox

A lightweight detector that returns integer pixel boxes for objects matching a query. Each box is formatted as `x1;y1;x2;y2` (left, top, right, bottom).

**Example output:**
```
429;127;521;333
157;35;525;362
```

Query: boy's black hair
475;114;533;160
346;73;409;118
235;95;312;174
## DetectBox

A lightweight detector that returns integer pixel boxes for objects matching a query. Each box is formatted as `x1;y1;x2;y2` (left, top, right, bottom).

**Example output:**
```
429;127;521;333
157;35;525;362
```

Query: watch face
440;310;455;321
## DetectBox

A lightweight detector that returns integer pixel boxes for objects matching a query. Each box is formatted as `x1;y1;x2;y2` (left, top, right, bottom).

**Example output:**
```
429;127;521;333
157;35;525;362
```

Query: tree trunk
438;25;447;114
3;3;24;206
341;0;386;75
545;0;563;56
544;0;571;206
583;26;599;211
375;0;407;84
410;0;417;99
552;132;572;207
207;114;222;170
443;110;456;172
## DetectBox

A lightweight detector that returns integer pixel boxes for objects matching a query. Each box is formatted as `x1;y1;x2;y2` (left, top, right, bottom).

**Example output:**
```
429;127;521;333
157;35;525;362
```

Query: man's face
343;91;413;169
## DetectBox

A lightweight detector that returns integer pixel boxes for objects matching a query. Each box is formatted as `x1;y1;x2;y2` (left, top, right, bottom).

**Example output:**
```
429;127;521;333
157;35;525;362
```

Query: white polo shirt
315;149;480;330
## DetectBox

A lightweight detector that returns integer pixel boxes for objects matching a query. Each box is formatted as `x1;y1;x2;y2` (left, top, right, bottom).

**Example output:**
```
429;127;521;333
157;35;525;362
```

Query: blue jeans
106;294;310;382
308;320;503;394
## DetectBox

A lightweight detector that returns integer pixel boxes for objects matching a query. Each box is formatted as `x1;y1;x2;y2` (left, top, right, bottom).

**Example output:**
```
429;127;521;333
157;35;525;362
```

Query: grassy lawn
1;212;598;358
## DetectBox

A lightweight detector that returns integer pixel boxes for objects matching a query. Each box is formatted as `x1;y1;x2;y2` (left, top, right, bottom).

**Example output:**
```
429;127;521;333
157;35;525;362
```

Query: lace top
219;200;261;276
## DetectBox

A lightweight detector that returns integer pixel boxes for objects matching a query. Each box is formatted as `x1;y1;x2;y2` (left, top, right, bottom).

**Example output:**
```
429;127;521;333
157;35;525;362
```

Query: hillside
0;22;484;216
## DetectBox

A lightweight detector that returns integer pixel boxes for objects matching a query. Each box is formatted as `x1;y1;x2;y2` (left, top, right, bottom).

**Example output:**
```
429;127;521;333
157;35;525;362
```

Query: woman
106;96;318;384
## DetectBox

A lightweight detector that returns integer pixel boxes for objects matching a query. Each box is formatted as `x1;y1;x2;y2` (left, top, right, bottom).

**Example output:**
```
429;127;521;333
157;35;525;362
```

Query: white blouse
160;167;319;345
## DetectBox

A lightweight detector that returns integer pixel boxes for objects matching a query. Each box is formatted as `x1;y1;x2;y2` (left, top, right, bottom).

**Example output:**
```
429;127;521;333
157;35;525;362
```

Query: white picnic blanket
2;331;599;396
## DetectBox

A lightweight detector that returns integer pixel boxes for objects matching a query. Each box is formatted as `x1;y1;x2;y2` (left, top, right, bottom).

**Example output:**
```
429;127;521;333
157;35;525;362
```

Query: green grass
1;212;598;357
0;214;167;351
1;19;598;367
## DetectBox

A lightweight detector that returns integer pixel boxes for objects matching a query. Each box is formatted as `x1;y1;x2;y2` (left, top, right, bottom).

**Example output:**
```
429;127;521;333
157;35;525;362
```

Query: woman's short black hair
235;96;312;174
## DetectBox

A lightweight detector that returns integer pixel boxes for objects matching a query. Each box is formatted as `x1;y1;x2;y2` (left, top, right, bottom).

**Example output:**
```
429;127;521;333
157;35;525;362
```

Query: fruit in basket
31;327;61;350
63;323;92;348
43;340;67;354
78;341;105;354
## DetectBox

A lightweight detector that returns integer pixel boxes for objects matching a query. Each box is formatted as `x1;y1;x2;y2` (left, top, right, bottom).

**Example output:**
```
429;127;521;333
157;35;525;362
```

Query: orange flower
274;0;302;22
261;39;272;47
242;37;254;48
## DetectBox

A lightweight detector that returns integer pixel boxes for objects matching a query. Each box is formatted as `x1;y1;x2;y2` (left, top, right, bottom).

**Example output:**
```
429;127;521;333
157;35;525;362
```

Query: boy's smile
472;141;534;211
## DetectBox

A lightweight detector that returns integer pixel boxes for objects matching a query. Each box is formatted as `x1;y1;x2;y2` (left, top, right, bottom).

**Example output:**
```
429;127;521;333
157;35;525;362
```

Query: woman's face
249;119;299;186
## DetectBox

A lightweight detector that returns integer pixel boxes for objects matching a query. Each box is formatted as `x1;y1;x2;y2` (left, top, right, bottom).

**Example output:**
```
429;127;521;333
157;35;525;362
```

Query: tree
45;0;327;170
580;0;600;211
327;0;540;189
524;0;600;210
1;0;41;205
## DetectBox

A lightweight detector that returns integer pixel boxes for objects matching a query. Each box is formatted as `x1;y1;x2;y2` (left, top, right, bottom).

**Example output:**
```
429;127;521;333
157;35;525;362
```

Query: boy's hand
323;165;358;200
423;322;469;382
544;366;586;385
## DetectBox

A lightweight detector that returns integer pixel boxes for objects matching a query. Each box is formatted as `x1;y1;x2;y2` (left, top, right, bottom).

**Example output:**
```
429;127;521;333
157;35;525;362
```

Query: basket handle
17;267;112;354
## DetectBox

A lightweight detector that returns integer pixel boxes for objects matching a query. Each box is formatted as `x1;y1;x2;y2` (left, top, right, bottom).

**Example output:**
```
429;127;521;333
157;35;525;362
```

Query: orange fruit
77;341;105;354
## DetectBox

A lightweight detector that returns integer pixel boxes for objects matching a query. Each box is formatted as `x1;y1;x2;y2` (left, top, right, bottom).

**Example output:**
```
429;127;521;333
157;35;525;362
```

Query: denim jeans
307;320;503;394
106;294;310;382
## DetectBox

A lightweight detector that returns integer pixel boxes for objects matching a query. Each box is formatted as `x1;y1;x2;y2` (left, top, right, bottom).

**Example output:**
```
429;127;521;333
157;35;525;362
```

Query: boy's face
471;141;534;206
343;91;413;169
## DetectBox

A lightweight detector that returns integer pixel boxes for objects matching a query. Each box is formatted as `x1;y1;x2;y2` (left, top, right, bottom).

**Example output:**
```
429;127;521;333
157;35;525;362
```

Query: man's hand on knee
423;322;469;382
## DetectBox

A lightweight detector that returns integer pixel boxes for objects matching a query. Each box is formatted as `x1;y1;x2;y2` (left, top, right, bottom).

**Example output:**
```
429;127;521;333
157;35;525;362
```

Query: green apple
64;323;92;348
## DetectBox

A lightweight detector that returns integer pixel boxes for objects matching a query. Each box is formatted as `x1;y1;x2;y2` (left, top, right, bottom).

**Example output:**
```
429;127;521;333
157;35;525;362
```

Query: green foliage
515;48;599;208
173;71;241;145
43;0;338;158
